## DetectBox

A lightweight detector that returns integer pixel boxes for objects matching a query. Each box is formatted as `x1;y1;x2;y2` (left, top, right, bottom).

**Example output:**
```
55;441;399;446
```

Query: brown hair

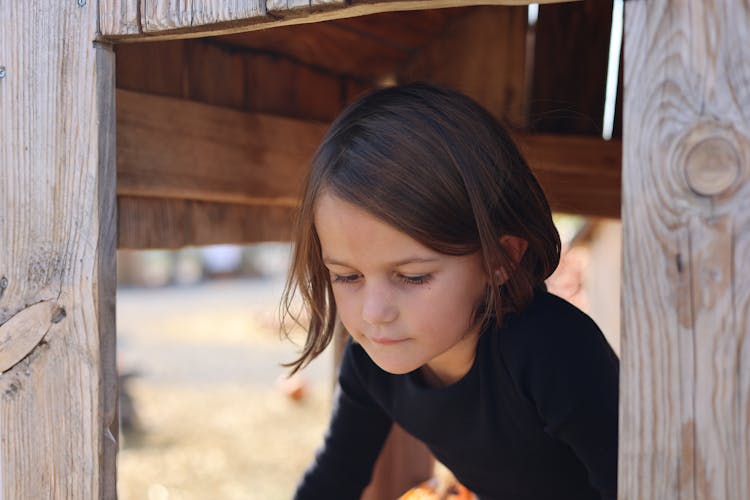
282;83;560;373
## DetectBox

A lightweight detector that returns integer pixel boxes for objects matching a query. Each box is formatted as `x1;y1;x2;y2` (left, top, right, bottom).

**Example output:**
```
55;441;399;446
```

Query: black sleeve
293;341;393;500
505;298;620;500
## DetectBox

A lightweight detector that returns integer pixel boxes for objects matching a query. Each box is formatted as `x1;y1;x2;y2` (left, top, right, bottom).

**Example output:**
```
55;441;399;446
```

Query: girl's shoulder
492;289;618;370
488;290;620;417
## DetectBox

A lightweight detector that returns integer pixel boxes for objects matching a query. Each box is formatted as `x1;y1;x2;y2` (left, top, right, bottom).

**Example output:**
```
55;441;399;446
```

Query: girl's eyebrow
323;257;439;267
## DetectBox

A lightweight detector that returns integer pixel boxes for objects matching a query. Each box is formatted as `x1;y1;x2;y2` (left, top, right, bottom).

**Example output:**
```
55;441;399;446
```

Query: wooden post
620;1;749;499
0;2;117;498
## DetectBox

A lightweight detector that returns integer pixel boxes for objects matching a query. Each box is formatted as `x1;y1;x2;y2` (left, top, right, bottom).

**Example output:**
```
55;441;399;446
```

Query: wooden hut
1;0;748;498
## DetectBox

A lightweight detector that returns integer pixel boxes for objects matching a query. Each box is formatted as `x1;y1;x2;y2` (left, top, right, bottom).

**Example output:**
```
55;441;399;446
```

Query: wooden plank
620;1;750;499
312;0;345;7
529;0;613;135
140;0;266;32
516;134;621;218
115;39;186;97
117;197;295;248
100;0;141;35
116;89;328;205
116;89;620;217
184;40;246;109
219;21;413;81
0;2;116;498
101;0;573;40
332;9;463;57
399;5;528;126
267;0;310;13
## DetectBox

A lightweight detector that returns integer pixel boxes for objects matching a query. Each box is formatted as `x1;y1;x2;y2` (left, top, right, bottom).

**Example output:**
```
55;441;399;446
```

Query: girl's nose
361;286;398;325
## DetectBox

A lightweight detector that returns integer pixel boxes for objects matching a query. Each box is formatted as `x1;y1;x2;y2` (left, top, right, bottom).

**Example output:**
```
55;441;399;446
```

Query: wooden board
529;0;613;135
184;40;247;109
100;0;141;35
620;1;750;499
116;89;328;205
100;0;572;40
399;5;528;126
118;197;295;248
140;0;266;32
219;20;414;80
115;39;187;97
267;0;309;13
116;89;620;219
517;134;621;218
116;39;346;121
0;2;117;498
243;50;344;121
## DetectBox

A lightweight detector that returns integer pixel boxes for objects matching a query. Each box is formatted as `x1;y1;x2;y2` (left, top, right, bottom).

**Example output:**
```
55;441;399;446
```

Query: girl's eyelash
400;274;431;286
331;273;361;284
330;273;432;286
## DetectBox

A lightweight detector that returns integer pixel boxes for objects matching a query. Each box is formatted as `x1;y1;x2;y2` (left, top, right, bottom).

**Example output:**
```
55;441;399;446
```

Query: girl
282;83;619;500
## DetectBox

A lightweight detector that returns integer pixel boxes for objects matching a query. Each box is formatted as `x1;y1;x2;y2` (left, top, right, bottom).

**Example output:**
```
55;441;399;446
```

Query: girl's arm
501;294;619;500
294;341;393;499
524;315;619;500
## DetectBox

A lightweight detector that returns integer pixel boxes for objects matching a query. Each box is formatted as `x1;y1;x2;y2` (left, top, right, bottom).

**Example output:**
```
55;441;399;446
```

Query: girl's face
314;193;489;386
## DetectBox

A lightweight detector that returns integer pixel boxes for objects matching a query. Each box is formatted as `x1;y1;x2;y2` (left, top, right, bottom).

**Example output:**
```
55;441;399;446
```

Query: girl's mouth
370;336;408;346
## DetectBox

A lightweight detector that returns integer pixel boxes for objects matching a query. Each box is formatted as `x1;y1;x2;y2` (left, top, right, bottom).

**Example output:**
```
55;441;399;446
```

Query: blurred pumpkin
398;477;475;500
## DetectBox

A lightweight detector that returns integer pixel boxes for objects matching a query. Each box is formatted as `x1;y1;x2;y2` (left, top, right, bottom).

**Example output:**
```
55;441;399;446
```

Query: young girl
282;83;619;500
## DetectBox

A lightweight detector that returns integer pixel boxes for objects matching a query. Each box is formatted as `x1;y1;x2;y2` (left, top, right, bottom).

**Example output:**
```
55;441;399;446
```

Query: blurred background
116;242;332;500
115;216;620;500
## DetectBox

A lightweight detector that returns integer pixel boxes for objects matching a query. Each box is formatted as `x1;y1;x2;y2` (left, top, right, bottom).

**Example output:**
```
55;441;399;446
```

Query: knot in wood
684;136;740;197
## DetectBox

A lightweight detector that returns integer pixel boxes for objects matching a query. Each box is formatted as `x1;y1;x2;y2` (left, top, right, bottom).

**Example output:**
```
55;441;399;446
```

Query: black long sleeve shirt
295;291;619;499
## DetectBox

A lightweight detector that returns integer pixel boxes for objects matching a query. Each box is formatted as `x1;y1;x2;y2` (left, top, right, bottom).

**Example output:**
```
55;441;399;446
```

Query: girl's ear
494;235;529;284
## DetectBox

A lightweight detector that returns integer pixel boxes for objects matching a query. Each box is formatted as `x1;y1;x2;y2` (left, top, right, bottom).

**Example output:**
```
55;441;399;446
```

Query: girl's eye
331;273;361;285
400;274;432;286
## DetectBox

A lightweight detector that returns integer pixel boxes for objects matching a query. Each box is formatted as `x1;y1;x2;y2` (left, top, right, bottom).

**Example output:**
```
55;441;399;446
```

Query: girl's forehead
314;193;435;260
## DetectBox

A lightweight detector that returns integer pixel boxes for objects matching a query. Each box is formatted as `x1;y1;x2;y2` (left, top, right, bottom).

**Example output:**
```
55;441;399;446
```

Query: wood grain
267;0;309;13
116;88;620;218
219;20;414;80
117;197;295;248
517;134;621;218
115;40;187;97
0;2;117;498
101;0;568;40
529;0;613;135
399;5;528;127
184;40;247;109
115;39;345;121
116;89;328;206
140;0;266;32
0;302;60;373
620;1;750;499
100;0;140;36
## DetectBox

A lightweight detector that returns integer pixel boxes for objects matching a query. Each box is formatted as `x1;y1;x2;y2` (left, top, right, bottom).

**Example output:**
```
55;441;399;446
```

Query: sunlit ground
116;274;333;500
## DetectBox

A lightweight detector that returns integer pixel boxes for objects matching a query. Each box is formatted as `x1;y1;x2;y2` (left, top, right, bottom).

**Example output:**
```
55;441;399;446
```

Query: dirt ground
117;275;333;500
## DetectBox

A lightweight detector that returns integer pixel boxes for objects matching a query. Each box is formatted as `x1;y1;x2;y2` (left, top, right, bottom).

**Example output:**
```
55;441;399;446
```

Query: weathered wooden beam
100;0;575;40
117;196;295;248
117;89;619;218
517;134;621;218
115;39;347;121
529;0;613;135
116;89;328;206
0;2;117;498
398;5;528;127
620;1;750;499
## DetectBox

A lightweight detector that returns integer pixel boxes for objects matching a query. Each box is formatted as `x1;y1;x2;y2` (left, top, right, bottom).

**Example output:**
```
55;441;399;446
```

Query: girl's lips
370;336;407;346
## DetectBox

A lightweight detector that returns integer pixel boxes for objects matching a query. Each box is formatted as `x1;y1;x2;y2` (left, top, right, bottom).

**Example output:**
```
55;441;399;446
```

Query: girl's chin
362;349;421;375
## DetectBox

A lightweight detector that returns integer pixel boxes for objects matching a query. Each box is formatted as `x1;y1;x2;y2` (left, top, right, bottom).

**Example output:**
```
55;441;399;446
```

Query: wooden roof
113;2;622;248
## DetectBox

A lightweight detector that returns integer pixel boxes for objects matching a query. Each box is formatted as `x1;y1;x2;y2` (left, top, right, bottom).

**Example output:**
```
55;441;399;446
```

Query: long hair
282;83;560;374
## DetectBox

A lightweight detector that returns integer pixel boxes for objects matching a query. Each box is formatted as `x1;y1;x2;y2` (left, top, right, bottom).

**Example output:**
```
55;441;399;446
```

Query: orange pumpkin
398;477;476;500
